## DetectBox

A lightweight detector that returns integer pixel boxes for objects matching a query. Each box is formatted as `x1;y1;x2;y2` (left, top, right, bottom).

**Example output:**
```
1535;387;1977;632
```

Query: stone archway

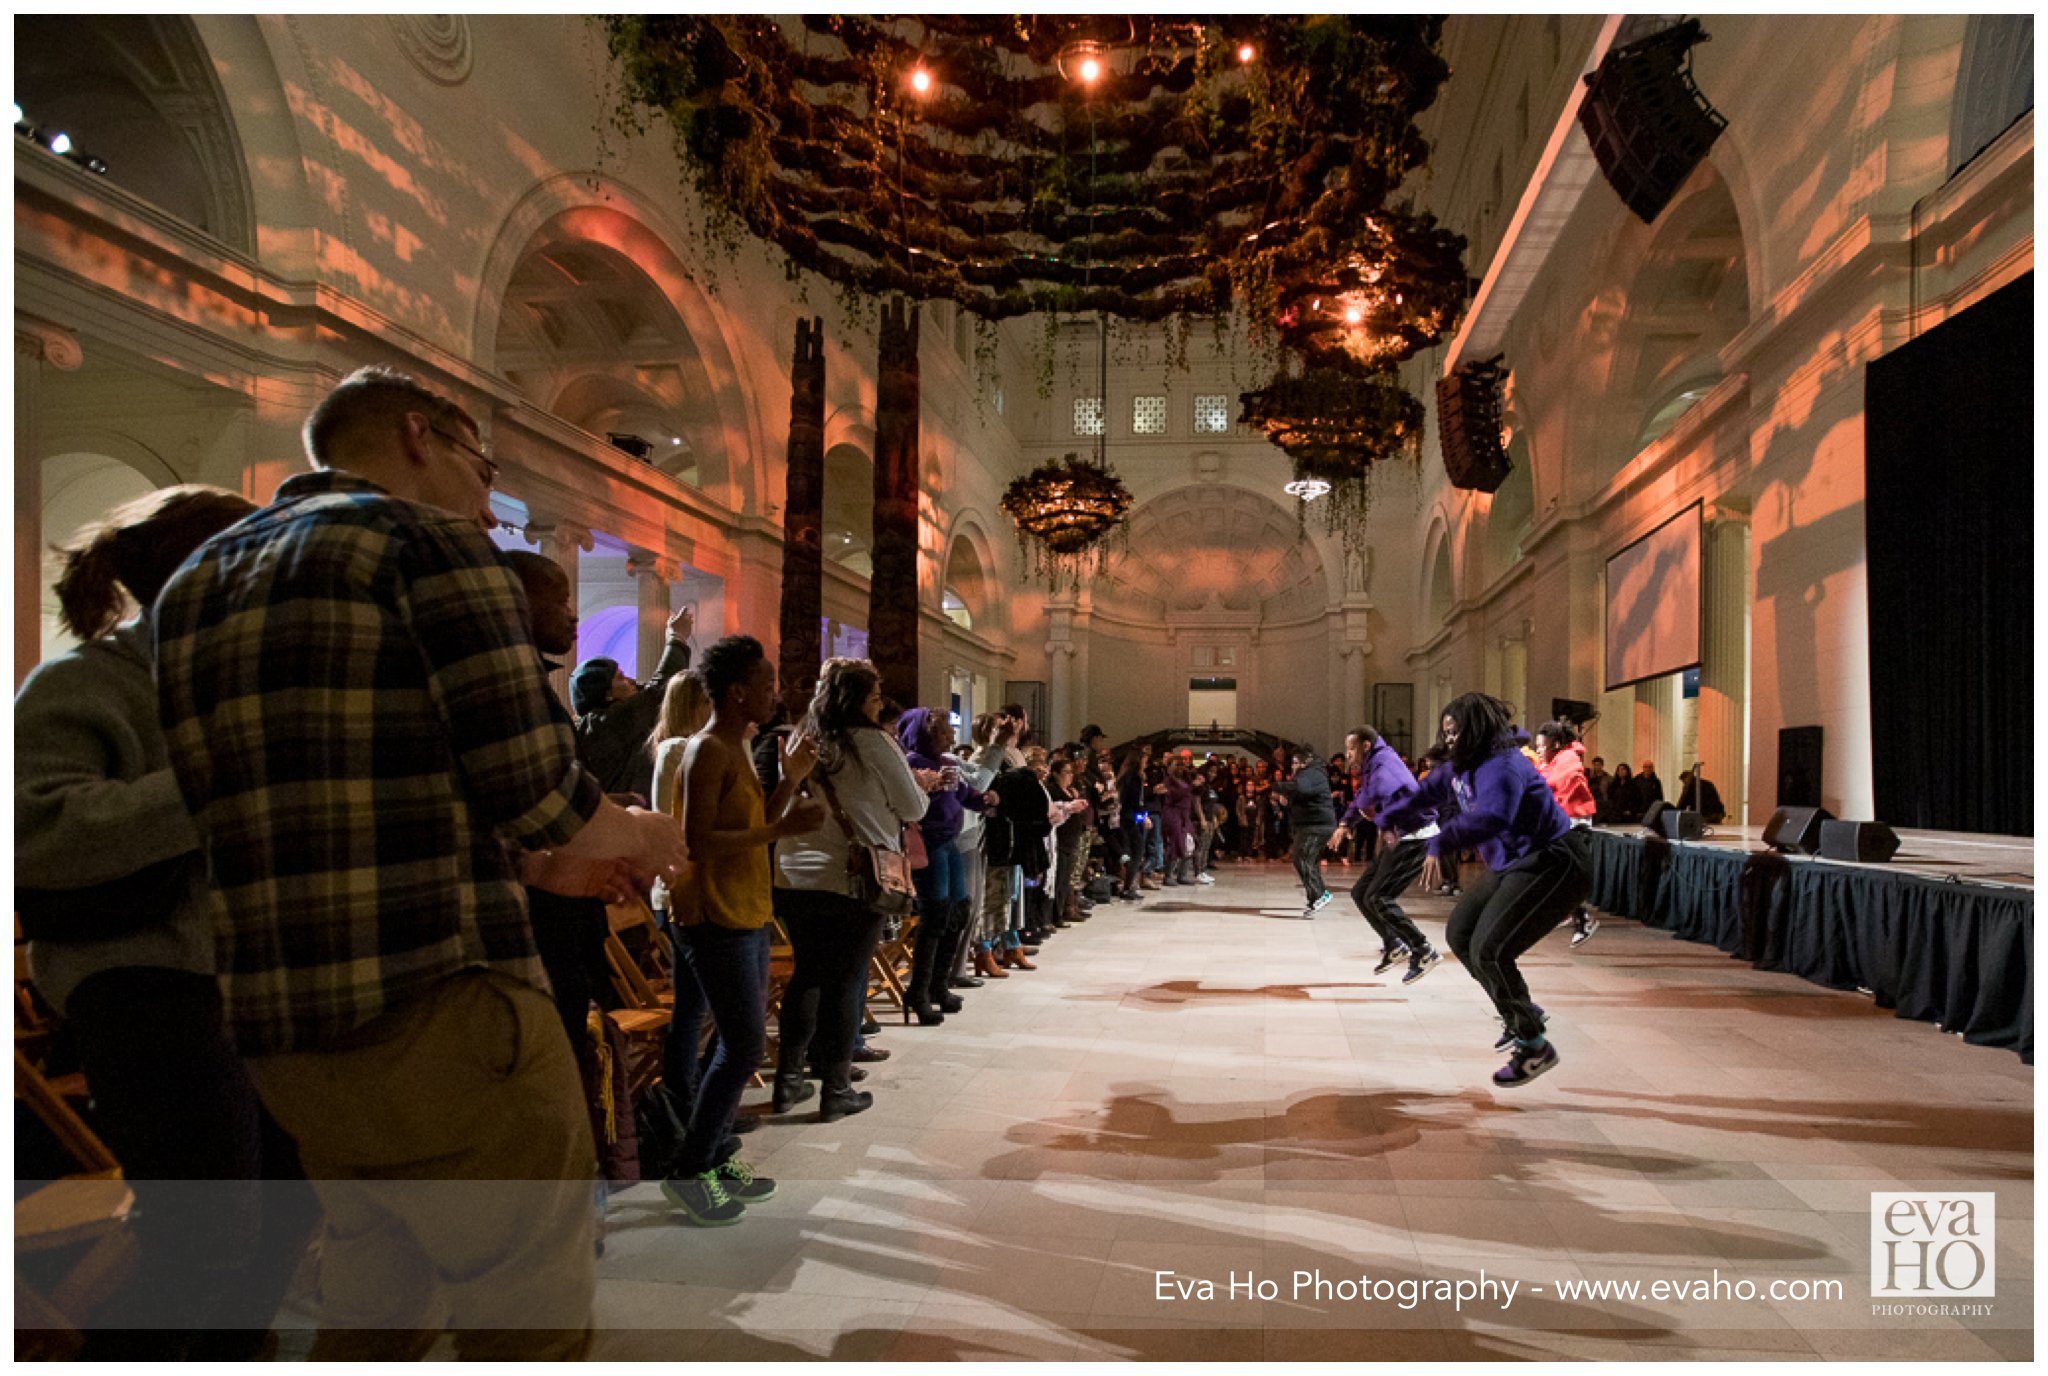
472;177;766;514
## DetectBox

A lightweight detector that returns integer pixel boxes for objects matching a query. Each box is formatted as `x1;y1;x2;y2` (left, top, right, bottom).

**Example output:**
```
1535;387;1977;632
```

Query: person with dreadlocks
1382;693;1592;1088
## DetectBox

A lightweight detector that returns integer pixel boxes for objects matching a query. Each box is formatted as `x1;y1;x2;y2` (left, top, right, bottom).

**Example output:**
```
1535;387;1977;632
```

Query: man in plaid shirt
155;366;687;1359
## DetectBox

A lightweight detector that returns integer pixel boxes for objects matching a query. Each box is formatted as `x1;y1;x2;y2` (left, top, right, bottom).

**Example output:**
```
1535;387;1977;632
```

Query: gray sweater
15;617;214;1013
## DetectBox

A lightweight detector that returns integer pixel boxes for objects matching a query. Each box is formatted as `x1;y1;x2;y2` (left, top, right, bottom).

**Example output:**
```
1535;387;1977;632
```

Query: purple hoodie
896;707;986;847
1339;741;1435;833
1382;742;1569;871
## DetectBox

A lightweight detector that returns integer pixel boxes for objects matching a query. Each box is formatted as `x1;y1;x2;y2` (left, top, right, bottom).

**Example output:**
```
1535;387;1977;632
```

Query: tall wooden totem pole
869;298;921;706
777;316;826;719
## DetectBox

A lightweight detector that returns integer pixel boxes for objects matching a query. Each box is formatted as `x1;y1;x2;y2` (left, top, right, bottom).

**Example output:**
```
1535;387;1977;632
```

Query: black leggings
777;890;886;1088
1444;830;1593;1042
1350;835;1432;954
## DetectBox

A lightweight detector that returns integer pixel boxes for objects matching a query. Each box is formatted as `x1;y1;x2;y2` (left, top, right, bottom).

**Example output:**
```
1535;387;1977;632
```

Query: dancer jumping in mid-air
1382;694;1594;1088
1327;726;1442;983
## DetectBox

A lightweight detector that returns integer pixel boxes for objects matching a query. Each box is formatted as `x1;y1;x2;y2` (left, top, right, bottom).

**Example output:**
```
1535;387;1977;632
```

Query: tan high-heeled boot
1002;946;1037;971
974;945;1009;979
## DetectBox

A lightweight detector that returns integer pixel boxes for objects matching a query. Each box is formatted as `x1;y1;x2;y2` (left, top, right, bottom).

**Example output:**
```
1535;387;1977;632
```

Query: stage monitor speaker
1551;697;1597;726
1641;800;1672;834
1659;809;1706;841
1762;805;1833;855
1817;820;1901;865
1577;19;1728;224
1436;355;1512;492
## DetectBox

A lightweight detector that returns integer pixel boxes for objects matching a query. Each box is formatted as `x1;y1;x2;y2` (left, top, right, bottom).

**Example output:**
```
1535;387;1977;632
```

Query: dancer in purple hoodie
1382;692;1592;1087
1329;726;1443;984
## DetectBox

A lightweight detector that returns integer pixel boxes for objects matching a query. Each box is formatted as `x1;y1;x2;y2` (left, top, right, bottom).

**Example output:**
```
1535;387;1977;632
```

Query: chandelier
999;452;1134;588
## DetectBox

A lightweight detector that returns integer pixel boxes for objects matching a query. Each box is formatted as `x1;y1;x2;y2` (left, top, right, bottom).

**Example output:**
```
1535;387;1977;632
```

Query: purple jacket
1383;743;1569;870
1340;742;1434;833
896;708;985;848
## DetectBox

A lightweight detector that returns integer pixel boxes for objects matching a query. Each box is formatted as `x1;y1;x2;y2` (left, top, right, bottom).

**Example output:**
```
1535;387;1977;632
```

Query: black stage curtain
1587;831;2032;1061
1865;272;2033;835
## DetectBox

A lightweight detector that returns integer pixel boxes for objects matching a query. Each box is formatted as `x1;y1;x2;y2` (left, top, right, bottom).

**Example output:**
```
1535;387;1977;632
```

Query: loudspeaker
1436;355;1511;492
1817;820;1901;865
1577;20;1728;224
1659;808;1705;841
1551;697;1597;726
1762;805;1833;855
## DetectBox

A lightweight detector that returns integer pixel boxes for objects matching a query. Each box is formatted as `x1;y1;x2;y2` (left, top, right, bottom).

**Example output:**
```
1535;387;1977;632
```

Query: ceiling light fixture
1284;478;1333;502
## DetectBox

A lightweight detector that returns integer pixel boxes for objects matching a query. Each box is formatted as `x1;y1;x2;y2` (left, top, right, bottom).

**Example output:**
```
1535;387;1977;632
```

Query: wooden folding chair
606;898;673;1002
14;1048;138;1358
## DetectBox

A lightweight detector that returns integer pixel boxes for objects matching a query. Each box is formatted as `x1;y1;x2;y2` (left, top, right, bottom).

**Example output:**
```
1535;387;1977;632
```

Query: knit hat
570;658;620;717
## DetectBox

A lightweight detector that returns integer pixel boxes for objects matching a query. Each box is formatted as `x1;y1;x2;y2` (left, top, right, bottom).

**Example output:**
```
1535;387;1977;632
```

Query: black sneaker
1493;1039;1560;1088
1403;949;1441;985
1372;945;1411;975
713;1157;775;1203
1570;913;1600;947
662;1171;746;1226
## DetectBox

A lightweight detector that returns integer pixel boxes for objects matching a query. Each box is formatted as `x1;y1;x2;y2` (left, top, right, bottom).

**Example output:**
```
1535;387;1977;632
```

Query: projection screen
1604;501;1703;691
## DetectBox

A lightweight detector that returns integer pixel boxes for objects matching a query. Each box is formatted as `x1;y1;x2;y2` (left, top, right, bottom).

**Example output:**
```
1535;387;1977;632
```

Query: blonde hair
650;670;713;752
51;484;255;639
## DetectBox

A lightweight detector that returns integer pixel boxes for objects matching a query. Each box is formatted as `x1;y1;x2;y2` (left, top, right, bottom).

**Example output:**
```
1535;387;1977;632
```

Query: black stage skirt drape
1587;831;2032;1061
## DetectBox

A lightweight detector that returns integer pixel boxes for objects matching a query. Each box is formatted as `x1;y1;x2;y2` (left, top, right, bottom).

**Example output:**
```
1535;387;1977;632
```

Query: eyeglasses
431;424;498;489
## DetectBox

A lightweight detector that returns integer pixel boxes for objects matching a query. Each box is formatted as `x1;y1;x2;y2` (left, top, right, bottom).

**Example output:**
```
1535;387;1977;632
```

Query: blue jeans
912;836;969;909
1145;822;1165;875
668;922;769;1177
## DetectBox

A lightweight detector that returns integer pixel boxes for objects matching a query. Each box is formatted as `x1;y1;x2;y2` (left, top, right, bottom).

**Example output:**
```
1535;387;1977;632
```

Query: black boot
905;916;946;1025
771;1072;816;1114
933;901;972;1013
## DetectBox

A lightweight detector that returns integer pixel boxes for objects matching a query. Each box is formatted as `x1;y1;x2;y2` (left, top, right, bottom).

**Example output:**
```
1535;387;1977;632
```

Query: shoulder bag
812;763;916;916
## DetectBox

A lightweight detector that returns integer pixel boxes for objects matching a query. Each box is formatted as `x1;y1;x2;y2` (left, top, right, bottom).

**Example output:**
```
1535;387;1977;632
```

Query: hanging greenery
601;15;1472;560
998;452;1135;589
1239;368;1424;552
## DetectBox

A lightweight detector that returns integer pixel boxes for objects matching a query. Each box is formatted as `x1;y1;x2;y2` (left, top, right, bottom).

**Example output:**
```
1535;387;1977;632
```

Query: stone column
15;320;82;686
1699;510;1752;823
1045;593;1079;743
1636;672;1678;795
526;516;592;703
869;300;921;706
628;551;677;681
779;316;826;717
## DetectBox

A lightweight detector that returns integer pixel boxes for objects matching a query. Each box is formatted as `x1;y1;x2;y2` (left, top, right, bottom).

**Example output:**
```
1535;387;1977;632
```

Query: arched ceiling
1093;486;1329;622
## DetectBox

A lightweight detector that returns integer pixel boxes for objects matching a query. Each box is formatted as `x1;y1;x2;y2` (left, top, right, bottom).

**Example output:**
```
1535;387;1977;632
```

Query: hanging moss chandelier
1239;368;1425;552
998;452;1134;588
603;15;1471;554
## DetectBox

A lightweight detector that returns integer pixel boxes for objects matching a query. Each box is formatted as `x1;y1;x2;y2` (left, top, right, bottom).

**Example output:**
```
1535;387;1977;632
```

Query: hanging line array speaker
1577;19;1728;224
1436;354;1511;492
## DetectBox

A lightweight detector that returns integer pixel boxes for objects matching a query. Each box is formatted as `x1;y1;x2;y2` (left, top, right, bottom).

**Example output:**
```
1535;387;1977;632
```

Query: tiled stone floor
591;860;2033;1361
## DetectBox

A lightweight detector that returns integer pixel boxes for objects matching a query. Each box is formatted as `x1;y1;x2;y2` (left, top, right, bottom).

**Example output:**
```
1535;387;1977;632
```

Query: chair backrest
604;934;666;1011
14;1049;120;1177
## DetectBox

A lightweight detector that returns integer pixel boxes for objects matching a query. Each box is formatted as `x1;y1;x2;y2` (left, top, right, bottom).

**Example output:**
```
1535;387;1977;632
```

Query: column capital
1704;497;1752;527
524;518;594;553
627;550;681;584
16;317;82;371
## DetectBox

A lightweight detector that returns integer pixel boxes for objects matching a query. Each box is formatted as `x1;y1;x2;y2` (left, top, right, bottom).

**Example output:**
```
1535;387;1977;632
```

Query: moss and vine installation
603;16;1475;552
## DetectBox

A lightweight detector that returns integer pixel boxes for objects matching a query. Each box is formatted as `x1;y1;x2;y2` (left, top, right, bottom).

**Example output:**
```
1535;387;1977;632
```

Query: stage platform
1599;821;2033;888
1583;825;2033;1061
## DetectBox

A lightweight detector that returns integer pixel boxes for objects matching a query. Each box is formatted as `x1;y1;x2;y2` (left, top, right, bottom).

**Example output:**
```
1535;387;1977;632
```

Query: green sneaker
661;1170;745;1226
713;1156;776;1203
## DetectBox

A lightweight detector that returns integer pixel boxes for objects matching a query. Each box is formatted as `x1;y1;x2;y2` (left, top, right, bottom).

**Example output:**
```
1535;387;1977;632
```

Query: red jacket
1538;741;1599;820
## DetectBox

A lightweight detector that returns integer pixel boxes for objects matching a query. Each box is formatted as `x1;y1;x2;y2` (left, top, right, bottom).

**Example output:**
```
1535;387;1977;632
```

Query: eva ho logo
1869;1193;1995;1298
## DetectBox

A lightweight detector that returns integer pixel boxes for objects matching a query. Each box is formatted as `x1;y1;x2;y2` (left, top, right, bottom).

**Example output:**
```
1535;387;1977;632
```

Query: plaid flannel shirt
154;469;604;1054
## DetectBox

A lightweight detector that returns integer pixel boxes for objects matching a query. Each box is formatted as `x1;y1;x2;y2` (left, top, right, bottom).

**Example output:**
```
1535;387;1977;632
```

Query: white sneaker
1196;873;1215;885
1312;890;1335;912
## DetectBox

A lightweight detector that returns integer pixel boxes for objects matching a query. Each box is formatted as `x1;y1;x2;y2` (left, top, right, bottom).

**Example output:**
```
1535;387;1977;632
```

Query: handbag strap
810;761;861;843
